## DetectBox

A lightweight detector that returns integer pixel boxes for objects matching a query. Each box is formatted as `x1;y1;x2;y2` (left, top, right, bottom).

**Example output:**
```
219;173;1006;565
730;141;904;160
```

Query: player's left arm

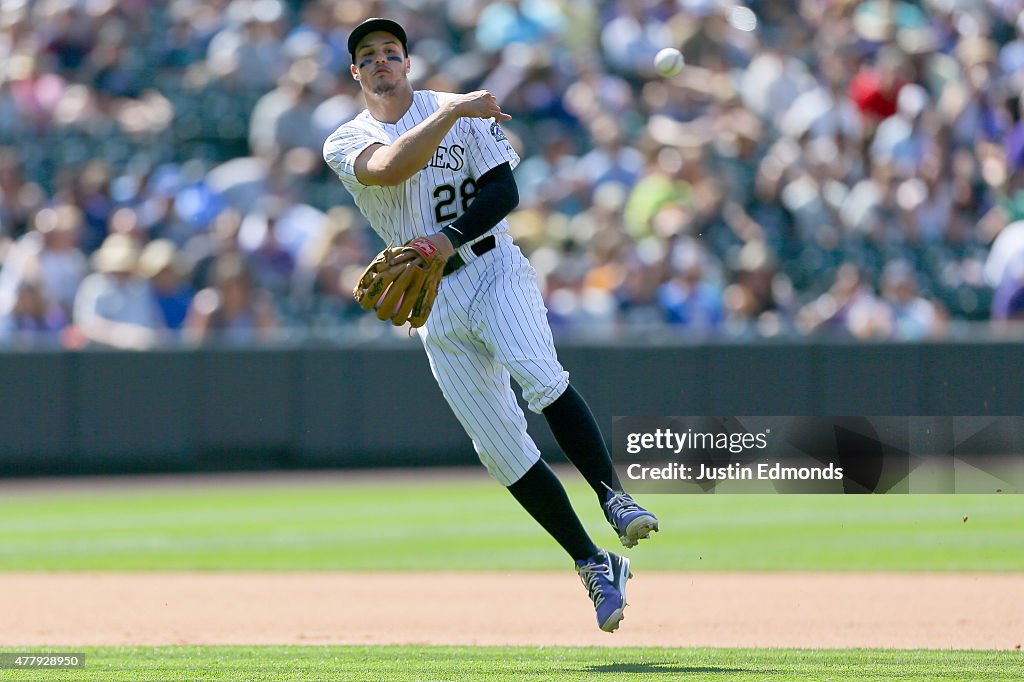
435;116;521;249
439;163;518;249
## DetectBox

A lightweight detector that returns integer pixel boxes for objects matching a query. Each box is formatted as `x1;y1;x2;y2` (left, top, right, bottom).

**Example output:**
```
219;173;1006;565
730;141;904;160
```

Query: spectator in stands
848;46;911;127
183;252;277;344
877;259;947;340
514;122;581;212
58;160;115;253
237;198;297;297
991;256;1024;328
248;60;326;160
578;114;645;194
870;83;931;178
796;263;879;338
291;206;367;315
139;239;194;331
474;0;564;54
0;148;44;239
657;240;724;332
722;239;794;336
71;234;165;350
0;204;87;317
206;1;288;91
0;279;67;345
185;207;248;291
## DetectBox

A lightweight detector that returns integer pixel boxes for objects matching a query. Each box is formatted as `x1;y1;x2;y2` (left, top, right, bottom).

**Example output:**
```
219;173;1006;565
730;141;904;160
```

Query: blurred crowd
1;0;1023;348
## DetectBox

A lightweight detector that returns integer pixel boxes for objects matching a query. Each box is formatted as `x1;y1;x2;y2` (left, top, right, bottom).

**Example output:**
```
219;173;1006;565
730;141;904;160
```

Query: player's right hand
451;90;512;122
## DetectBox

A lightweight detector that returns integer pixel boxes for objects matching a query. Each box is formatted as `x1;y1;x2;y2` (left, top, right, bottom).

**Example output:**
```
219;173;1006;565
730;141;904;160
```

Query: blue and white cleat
603;484;659;548
575;549;632;632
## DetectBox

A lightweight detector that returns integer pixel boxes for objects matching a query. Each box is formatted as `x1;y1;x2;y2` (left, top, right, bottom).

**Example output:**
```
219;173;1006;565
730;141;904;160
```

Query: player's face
351;31;409;95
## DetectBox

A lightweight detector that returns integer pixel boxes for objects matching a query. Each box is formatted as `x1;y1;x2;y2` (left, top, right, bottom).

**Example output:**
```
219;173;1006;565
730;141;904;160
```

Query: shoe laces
603;483;642;523
577;556;611;607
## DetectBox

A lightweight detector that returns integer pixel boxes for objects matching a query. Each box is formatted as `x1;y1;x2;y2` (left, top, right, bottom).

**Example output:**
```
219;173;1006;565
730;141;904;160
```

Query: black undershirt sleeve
440;162;519;250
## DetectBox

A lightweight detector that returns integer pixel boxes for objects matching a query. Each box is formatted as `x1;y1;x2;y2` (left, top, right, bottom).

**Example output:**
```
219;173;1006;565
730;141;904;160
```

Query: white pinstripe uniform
324;90;570;486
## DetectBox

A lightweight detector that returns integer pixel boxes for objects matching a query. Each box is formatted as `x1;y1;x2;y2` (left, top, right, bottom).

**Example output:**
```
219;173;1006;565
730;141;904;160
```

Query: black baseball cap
348;18;408;63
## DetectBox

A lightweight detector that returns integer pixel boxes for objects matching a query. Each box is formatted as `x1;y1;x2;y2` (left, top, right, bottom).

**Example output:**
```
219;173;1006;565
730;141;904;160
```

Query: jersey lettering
433;184;457;223
425;144;465;171
459;178;477;212
433;178;477;224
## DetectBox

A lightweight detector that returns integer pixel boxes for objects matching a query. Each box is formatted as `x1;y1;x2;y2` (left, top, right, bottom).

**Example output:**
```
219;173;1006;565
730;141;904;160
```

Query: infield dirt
4;571;1022;650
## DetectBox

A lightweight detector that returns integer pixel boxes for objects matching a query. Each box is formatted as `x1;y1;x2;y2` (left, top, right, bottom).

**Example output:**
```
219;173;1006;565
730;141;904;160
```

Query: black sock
543;384;621;501
506;459;600;562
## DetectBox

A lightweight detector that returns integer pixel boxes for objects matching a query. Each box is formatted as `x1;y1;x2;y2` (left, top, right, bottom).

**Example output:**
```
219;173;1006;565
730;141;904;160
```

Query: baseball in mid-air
654;47;685;77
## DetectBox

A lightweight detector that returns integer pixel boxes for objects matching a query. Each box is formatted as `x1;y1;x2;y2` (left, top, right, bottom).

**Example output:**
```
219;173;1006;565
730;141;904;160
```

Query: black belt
443;235;496;276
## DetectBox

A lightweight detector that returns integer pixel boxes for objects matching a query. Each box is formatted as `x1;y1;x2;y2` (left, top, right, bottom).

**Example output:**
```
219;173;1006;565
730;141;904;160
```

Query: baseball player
324;18;659;633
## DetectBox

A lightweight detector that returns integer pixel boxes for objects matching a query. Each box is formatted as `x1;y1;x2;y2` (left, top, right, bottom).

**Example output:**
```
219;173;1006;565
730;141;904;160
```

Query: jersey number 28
433;179;477;224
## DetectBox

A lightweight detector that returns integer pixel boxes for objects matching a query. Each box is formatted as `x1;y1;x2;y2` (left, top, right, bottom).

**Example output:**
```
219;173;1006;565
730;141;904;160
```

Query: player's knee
522;370;570;414
475;445;540;487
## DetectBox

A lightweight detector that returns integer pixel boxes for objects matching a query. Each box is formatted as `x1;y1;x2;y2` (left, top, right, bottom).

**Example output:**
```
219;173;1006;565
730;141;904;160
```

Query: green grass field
0;646;1021;681
0;473;1022;571
2;472;1022;681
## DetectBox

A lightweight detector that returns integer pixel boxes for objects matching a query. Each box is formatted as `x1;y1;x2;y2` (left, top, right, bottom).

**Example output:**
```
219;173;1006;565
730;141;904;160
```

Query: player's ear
351;63;359;81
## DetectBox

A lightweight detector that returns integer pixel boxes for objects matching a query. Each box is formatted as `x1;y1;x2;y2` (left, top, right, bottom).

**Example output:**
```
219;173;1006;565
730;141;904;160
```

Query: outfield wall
1;341;1022;475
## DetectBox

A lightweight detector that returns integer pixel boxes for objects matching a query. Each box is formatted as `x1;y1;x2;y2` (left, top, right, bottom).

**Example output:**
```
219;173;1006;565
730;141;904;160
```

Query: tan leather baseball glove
353;236;448;328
